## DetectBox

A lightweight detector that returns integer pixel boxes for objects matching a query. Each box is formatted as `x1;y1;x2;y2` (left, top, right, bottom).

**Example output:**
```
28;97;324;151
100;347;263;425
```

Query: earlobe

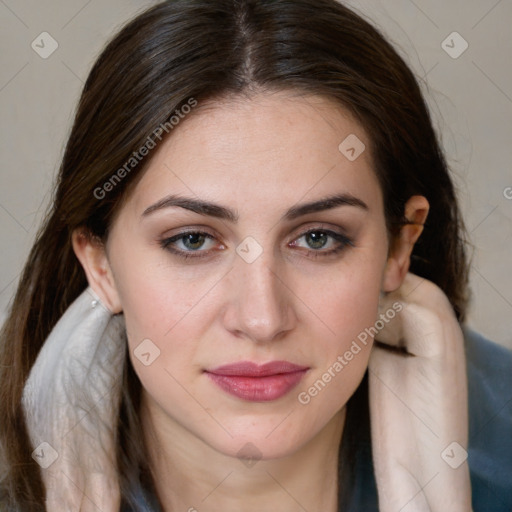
382;195;429;293
71;229;122;314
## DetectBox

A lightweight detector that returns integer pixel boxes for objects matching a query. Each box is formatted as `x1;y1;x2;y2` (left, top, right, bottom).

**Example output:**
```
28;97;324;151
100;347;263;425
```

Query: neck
141;394;346;512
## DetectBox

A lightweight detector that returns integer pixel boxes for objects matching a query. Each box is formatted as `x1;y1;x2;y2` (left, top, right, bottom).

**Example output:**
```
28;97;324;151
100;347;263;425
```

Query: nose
221;254;297;343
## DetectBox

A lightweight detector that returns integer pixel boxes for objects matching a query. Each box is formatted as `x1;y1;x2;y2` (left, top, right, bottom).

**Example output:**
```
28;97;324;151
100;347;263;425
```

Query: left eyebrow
282;193;368;221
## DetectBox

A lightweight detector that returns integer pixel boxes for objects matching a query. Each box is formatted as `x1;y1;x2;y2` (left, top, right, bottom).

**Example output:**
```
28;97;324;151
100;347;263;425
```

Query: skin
73;91;428;511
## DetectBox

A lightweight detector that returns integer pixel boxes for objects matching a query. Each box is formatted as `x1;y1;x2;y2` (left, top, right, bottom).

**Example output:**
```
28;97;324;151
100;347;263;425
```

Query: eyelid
160;225;218;240
288;222;353;243
291;228;352;245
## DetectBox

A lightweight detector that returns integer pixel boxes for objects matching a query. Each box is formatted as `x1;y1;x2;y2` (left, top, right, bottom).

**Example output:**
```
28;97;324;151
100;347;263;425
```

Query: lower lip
206;370;307;402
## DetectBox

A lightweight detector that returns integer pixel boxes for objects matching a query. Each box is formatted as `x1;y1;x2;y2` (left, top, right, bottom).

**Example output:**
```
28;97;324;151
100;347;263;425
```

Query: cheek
111;250;231;405
118;270;213;418
295;251;385;342
111;243;222;341
293;252;385;409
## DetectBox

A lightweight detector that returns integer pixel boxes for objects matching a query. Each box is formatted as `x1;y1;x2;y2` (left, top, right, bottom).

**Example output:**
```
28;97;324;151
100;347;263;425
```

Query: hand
369;273;471;511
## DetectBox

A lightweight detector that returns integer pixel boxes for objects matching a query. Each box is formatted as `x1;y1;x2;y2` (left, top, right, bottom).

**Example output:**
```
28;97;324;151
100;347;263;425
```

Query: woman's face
104;92;392;460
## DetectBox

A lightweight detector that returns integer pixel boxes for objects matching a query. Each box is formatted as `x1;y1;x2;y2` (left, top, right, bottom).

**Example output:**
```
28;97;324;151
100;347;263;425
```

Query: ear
72;229;122;313
382;195;429;293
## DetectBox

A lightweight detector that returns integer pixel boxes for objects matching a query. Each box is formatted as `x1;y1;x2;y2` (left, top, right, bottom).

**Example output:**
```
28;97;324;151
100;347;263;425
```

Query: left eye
290;229;352;252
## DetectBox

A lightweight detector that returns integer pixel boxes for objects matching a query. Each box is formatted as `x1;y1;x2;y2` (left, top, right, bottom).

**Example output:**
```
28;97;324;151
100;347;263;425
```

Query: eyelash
159;228;354;261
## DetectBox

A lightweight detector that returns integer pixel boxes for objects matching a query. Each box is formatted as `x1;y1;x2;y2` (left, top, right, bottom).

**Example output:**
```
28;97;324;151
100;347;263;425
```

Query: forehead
123;91;382;217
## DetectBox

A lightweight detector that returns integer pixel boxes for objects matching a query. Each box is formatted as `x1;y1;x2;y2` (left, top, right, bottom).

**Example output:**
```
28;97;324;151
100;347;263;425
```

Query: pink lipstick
205;361;309;401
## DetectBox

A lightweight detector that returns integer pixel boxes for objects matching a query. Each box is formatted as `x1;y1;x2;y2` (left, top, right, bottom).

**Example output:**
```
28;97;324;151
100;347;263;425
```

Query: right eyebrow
141;195;238;222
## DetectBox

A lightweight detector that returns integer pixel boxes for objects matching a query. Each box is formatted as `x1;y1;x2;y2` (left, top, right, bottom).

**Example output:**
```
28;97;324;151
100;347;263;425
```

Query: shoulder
463;328;512;510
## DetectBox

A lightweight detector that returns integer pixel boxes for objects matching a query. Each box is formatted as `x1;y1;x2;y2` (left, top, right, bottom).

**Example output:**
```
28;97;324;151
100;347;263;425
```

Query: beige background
0;0;511;348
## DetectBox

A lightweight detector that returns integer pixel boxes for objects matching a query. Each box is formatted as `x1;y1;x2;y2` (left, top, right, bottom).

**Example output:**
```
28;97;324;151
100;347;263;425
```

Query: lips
205;361;309;402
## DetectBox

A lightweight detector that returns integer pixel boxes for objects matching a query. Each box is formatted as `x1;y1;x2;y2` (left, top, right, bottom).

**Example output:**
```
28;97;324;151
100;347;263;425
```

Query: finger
374;291;405;347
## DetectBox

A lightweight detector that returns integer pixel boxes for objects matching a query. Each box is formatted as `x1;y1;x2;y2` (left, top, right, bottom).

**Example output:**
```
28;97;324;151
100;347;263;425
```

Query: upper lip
206;360;309;377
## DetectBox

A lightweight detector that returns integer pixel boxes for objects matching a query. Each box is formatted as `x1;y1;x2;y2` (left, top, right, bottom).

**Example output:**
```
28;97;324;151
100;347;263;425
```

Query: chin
213;435;305;463
203;412;327;463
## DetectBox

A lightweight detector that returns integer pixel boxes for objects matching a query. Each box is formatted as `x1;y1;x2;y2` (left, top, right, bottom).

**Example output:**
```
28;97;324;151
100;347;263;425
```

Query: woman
1;0;510;510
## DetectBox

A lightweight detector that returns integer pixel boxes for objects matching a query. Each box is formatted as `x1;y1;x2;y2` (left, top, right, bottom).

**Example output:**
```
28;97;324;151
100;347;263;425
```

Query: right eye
160;230;224;259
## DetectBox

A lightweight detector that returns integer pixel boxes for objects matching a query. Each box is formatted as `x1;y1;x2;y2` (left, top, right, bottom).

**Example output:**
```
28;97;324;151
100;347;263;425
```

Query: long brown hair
0;0;469;509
